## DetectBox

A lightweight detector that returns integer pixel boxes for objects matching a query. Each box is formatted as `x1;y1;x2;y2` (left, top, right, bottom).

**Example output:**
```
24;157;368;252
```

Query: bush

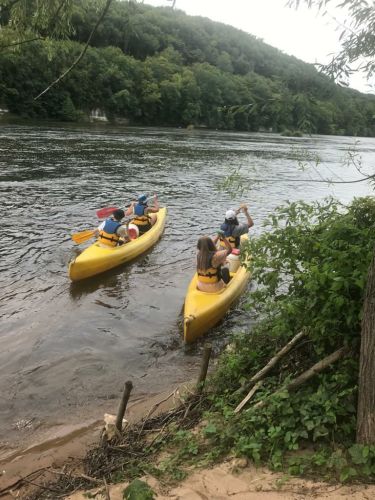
201;197;375;480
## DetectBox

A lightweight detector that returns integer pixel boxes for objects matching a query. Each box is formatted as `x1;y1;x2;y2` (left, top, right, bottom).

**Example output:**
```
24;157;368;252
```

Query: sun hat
225;209;236;220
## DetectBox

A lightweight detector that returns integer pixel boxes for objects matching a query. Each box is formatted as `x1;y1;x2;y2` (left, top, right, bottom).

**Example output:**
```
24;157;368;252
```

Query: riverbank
3;379;375;500
0;384;191;499
67;462;375;499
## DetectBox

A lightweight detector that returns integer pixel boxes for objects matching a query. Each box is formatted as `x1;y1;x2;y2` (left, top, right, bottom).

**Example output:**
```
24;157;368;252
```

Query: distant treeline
1;1;375;135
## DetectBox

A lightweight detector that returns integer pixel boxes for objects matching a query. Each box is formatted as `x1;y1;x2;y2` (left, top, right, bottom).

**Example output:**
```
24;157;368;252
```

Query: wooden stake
116;381;133;432
196;343;212;393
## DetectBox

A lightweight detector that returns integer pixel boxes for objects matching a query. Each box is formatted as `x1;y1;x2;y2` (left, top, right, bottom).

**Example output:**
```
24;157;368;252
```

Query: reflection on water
0;123;373;450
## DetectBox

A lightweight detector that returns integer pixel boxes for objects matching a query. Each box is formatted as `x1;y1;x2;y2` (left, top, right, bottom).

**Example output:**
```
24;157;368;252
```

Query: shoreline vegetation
2;196;375;499
1;1;375;136
0;112;308;138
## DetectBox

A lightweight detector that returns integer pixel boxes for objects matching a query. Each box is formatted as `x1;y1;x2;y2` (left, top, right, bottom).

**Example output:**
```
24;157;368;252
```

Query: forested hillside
1;0;375;135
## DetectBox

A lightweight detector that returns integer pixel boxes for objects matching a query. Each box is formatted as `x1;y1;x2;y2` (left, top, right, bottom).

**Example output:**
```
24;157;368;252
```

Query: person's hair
224;217;239;226
197;236;217;270
113;209;125;221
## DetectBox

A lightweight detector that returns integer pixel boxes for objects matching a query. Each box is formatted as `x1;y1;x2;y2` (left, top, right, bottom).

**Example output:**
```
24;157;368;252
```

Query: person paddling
196;234;232;293
96;209;129;248
215;203;254;250
125;193;159;235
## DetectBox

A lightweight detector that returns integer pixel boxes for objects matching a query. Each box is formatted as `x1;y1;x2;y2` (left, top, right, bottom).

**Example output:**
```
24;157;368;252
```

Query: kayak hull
69;207;167;281
183;235;251;343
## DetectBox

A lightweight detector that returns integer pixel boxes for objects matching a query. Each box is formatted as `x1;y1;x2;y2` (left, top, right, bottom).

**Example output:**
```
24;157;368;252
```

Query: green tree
290;0;375;445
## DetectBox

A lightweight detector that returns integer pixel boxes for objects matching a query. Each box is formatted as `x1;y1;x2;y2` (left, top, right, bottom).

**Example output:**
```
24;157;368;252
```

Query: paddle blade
72;229;96;244
96;206;119;219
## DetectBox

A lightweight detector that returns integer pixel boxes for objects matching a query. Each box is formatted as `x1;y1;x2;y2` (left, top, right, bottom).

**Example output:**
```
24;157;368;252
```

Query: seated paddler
214;203;254;250
96;209;129;248
196;234;232;293
125;193;159;235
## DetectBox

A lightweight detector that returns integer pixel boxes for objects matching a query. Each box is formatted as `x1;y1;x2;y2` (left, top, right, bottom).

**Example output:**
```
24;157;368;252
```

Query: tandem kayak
69;207;167;281
183;235;251;343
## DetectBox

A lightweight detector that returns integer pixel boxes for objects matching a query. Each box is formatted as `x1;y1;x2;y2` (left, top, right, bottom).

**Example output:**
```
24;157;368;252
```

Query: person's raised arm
147;194;159;213
125;201;135;217
216;230;232;255
239;203;254;229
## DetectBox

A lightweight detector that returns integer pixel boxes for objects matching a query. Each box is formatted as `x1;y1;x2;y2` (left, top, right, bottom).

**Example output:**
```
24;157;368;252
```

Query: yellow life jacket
98;229;120;247
133;203;151;227
219;236;238;250
197;266;220;284
98;219;121;247
133;214;151;226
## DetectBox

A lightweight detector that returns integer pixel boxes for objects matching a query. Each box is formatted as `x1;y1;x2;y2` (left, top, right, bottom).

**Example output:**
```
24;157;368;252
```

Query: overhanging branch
34;0;113;101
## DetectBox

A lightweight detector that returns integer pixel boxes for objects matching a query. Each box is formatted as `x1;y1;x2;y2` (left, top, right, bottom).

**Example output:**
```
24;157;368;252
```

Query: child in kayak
125;194;159;235
96;209;129;248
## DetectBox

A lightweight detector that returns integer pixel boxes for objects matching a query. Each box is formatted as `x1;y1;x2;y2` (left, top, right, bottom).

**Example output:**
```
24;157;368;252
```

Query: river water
0;123;373;454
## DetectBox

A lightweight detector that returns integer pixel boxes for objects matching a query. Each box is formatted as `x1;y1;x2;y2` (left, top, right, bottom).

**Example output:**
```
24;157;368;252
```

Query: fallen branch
138;388;178;436
235;331;307;412
255;346;350;409
234;380;263;413
249;330;307;385
286;346;349;391
103;477;110;500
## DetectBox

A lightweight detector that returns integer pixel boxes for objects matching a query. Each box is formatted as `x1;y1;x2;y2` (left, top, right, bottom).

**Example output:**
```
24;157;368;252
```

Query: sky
144;0;373;94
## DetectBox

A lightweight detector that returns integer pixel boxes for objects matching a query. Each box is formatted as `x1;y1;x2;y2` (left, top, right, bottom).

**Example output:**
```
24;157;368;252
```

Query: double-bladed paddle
71;226;138;244
71;229;96;244
72;206;125;244
96;206;119;218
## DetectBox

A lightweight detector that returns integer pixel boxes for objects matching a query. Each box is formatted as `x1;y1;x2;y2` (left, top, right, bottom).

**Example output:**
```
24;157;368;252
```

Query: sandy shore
2;382;375;500
67;460;375;500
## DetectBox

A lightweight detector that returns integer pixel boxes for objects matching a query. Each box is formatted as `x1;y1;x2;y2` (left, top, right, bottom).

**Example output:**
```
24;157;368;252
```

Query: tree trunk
357;248;375;444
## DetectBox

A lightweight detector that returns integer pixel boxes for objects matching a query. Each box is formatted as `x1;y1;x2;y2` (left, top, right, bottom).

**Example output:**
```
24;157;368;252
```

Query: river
0;122;373;455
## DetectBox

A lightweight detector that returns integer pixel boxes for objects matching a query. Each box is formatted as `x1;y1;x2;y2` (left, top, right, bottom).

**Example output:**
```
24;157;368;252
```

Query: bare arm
221;236;232;254
238;203;254;229
212;248;231;267
146;194;159;214
125;202;135;217
214;230;232;253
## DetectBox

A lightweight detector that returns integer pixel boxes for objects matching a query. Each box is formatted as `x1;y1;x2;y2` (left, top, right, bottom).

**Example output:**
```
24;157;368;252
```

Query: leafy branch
34;0;114;100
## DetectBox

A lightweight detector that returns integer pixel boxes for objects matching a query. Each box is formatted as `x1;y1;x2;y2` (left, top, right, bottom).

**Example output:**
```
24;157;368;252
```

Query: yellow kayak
183;235;251;343
69;207;167;281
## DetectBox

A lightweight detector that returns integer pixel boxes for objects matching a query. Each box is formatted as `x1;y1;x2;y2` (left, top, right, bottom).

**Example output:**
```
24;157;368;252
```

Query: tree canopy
1;0;375;135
